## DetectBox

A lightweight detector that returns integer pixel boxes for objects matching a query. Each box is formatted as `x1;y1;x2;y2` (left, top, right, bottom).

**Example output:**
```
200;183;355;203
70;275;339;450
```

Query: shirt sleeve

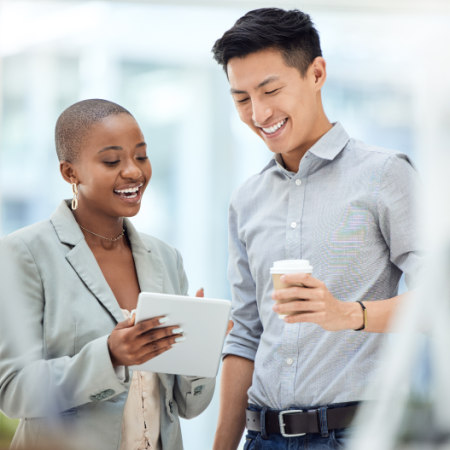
377;153;424;290
222;195;263;361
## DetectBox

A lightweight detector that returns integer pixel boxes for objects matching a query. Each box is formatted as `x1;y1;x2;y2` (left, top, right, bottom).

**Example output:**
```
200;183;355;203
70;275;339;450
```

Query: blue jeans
244;403;357;450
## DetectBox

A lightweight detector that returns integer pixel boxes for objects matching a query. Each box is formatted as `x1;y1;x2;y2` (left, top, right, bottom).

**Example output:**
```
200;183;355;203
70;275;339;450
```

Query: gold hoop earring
72;183;79;210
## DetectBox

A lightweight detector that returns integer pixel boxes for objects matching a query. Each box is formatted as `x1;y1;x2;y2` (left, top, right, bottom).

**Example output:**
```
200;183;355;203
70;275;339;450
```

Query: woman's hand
108;287;206;367
108;315;183;367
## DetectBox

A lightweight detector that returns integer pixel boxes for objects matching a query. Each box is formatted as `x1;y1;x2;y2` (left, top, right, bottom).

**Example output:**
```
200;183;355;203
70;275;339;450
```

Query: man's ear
310;57;327;90
60;161;79;185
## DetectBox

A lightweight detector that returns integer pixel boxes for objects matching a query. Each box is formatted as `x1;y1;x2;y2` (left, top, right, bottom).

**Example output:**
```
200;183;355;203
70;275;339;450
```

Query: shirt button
287;358;294;366
295;179;302;186
142;392;147;398
144;431;151;439
291;222;297;229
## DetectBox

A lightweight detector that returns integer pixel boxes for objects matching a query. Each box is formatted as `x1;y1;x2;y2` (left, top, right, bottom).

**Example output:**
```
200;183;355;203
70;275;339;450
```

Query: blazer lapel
50;200;124;324
124;220;168;384
124;218;164;295
49;201;165;325
65;241;124;323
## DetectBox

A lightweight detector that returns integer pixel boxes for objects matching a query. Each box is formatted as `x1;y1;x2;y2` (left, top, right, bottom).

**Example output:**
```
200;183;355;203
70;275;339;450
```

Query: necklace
79;225;125;242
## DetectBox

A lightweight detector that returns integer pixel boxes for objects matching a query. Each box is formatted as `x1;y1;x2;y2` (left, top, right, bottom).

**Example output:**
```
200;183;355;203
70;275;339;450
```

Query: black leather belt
246;404;358;437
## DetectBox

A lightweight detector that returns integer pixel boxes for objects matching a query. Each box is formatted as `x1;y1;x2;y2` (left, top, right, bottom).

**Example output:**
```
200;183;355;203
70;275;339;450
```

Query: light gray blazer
0;201;215;450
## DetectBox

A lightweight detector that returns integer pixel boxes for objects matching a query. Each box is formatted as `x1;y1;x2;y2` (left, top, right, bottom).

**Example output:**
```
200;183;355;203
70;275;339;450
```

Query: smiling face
60;114;152;219
228;48;328;164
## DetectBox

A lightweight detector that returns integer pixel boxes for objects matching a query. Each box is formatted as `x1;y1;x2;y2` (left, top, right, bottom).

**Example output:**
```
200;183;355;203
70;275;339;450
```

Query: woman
0;99;215;450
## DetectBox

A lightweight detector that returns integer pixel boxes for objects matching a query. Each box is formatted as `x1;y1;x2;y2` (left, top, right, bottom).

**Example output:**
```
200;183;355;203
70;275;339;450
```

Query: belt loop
318;406;329;437
260;407;269;440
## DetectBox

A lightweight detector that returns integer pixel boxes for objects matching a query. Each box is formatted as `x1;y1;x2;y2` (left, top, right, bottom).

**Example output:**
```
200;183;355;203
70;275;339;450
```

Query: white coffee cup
270;260;313;319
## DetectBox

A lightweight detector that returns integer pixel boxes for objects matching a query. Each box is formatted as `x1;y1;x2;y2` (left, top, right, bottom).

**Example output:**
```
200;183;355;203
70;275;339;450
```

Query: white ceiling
19;0;450;13
0;0;449;90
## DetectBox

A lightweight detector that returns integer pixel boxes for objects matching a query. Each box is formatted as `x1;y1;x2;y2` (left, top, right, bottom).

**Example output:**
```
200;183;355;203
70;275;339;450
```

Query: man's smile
258;118;288;138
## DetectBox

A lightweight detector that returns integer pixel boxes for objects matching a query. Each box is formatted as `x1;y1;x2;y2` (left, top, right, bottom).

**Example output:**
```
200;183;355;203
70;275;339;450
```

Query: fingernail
280;275;286;282
159;317;169;324
200;287;204;291
172;328;183;334
273;305;279;312
271;292;276;300
175;336;186;343
171;343;179;347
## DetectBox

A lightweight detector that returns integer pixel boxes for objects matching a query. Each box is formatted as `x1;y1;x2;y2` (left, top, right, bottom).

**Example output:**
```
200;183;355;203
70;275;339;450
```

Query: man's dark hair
212;8;322;77
55;99;133;163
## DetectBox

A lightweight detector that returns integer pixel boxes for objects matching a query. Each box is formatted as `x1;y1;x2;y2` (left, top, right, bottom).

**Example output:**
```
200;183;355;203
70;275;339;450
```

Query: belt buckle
278;409;305;438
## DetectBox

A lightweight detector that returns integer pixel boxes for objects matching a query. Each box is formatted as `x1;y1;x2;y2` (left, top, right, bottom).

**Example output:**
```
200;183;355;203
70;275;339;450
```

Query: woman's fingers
144;334;184;352
135;334;185;363
196;288;204;298
137;344;173;365
111;329;183;366
109;316;187;366
137;326;183;345
133;316;170;335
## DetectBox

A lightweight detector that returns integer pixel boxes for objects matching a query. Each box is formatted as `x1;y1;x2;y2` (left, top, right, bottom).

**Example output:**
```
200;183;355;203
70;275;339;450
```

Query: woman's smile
114;182;144;204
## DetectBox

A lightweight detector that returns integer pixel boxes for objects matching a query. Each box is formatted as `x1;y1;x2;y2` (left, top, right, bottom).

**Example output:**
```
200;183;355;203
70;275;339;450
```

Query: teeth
114;184;141;194
262;119;286;134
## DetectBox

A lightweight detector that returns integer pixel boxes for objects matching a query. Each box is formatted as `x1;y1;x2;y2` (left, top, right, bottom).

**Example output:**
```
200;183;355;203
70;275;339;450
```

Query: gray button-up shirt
223;122;422;408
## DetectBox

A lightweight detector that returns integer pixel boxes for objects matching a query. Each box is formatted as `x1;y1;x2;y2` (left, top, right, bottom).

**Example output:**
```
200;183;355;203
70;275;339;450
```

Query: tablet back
130;292;231;377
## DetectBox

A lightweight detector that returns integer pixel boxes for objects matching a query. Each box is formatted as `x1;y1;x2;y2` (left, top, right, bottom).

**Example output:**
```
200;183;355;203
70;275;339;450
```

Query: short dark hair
212;8;322;77
55;99;133;163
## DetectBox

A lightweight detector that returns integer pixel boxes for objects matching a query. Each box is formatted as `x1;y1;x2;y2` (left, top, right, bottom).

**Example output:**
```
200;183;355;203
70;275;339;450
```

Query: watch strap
354;301;367;331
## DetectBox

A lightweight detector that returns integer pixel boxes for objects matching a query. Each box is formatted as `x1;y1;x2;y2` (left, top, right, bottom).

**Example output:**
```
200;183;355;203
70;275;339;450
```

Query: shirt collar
259;122;350;175
307;122;349;161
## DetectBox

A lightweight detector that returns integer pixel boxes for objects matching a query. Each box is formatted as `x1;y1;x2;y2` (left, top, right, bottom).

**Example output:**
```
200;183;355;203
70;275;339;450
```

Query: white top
119;309;161;450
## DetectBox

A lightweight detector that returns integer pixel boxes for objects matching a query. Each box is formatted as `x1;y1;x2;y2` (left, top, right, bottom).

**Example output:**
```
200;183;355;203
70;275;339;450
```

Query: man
211;8;422;450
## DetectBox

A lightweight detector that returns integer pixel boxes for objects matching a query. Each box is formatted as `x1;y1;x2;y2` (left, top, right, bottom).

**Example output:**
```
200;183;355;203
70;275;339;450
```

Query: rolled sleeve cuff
222;341;257;362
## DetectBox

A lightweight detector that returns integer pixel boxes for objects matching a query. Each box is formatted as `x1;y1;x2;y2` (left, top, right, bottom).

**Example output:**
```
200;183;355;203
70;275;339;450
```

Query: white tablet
130;292;231;377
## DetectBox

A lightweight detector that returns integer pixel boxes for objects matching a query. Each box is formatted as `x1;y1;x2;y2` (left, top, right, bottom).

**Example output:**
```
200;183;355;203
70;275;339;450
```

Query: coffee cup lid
270;259;313;274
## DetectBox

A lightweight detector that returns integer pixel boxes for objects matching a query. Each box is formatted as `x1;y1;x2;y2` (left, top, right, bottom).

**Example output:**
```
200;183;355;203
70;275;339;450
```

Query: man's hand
271;273;363;331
